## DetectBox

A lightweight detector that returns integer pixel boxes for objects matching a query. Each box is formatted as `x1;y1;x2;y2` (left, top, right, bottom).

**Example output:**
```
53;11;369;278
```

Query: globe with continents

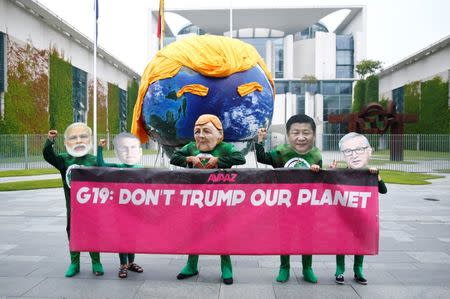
136;35;274;157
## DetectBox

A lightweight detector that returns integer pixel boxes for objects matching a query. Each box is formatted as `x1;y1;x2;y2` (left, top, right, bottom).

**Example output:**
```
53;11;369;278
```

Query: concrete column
305;92;315;118
315;32;336;79
283;35;294;79
265;39;273;74
272;93;286;126
314;93;324;151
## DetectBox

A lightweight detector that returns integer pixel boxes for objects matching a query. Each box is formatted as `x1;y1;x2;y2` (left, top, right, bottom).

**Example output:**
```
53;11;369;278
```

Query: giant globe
133;35;274;157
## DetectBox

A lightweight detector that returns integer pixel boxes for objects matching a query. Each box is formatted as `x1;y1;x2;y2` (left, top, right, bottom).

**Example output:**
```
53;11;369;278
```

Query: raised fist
48;130;58;141
257;128;268;143
99;139;107;148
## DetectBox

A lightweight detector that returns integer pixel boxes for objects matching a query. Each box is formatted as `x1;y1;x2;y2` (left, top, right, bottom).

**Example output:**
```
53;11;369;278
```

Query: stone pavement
1;175;450;298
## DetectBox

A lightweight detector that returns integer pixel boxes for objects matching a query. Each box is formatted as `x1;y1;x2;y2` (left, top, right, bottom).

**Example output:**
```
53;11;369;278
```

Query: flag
157;0;164;49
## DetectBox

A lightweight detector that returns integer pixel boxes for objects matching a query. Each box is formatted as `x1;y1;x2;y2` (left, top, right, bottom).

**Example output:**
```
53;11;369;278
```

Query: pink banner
70;168;379;255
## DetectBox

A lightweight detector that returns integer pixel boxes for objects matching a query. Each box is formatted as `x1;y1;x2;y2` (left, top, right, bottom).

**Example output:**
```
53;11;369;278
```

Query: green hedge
365;75;379;103
420;77;448;134
352;79;366;112
0;45;49;134
126;79;139;131
107;83;120;134
404;81;421;134
49;50;73;133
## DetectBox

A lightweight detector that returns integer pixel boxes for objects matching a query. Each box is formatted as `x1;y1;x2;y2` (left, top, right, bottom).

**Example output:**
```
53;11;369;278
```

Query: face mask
66;143;92;157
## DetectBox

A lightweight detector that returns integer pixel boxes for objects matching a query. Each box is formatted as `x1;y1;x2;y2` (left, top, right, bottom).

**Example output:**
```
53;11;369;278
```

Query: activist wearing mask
97;133;144;279
42;123;104;277
331;132;387;285
170;114;246;285
255;114;321;283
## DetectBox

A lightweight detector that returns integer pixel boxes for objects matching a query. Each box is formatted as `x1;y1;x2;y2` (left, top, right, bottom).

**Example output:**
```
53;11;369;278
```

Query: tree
355;59;383;79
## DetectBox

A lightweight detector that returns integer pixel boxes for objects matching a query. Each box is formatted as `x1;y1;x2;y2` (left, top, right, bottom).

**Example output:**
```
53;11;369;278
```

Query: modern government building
148;4;367;148
378;35;450;112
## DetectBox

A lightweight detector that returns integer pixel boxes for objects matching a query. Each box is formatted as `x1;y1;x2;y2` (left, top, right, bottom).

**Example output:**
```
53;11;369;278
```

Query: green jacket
170;141;245;169
255;142;323;168
43;139;97;211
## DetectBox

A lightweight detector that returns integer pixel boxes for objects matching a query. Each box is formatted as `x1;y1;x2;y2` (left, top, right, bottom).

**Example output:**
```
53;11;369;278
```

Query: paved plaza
1;175;450;298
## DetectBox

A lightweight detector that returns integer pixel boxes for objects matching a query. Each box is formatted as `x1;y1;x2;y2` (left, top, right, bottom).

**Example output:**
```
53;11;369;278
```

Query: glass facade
336;35;354;78
275;80;353;135
294;23;328;41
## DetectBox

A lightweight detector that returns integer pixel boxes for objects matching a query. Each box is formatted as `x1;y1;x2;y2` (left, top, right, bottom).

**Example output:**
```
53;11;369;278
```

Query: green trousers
335;255;364;277
70;251;100;264
180;255;233;279
119;253;135;265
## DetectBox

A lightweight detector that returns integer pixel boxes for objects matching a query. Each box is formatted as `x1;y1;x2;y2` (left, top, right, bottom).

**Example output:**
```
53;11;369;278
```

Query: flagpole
158;0;165;50
229;0;233;38
93;0;98;154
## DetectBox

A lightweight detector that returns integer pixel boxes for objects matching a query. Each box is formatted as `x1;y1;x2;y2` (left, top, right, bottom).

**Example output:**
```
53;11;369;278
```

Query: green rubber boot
180;255;199;275
302;255;318;283
276;255;290;282
90;252;104;276
65;251;80;277
353;255;365;279
335;255;346;276
220;255;233;279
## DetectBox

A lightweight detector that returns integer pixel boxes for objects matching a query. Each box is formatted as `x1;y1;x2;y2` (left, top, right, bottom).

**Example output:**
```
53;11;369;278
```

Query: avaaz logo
207;173;238;183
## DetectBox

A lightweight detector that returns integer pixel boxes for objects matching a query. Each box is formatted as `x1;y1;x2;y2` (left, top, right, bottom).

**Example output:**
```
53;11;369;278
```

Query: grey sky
36;0;450;74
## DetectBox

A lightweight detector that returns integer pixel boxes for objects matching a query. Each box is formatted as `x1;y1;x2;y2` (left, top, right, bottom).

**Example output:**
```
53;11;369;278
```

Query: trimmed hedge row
107;83;120;134
126;79;139;131
0;44;49;134
49;50;73;133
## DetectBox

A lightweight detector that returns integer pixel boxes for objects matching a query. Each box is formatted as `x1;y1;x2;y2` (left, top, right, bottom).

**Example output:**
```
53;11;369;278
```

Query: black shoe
335;274;345;284
223;277;233;285
176;271;199;280
354;275;367;285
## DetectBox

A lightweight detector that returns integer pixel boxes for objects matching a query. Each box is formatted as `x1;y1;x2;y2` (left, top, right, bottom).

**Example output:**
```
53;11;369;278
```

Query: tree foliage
355;59;383;79
352;79;366;112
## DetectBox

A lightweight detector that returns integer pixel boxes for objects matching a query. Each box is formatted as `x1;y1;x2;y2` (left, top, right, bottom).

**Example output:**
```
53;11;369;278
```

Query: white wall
353;31;366;68
315;32;336;80
293;38;315;78
1;0;135;90
379;46;450;96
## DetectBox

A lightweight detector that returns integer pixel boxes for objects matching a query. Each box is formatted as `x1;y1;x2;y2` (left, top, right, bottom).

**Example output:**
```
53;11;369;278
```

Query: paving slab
0;175;449;298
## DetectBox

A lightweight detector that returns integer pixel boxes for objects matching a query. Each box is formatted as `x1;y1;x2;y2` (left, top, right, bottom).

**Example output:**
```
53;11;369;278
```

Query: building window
336;51;353;65
392;86;404;113
72;66;87;123
119;89;127;132
336;35;354;79
295;23;328;41
273;38;284;78
336;35;353;50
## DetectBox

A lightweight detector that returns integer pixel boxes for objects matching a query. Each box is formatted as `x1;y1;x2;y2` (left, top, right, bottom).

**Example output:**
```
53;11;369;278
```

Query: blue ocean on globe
142;64;274;155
